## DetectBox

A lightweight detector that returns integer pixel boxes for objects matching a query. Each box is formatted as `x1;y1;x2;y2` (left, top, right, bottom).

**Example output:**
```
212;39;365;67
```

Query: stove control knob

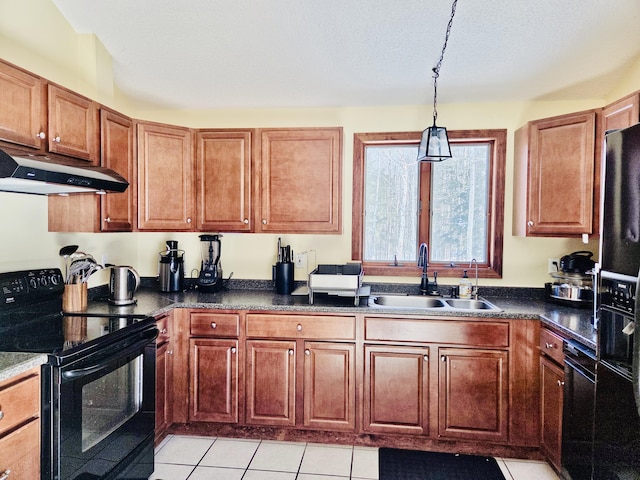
50;274;60;286
29;278;38;289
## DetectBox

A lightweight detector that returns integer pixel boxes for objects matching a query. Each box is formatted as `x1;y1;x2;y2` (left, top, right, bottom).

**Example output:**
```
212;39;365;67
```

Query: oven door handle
61;328;157;380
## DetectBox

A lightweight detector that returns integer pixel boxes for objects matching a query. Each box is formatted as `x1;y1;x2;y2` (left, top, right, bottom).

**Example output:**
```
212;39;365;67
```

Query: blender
196;234;223;292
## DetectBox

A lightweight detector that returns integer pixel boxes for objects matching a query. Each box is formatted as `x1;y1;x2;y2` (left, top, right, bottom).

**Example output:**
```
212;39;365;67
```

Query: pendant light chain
432;0;458;125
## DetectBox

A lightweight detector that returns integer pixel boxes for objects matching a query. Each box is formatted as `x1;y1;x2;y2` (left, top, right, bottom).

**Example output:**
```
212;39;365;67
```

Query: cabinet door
48;84;99;162
137;122;195;230
603;93;640;132
303;342;355;431
526;111;596;236
257;128;342;233
196;130;253;231
0;60;46;149
100;109;135;231
246;340;296;426
155;340;172;438
438;347;508;442
0;419;40;479
540;356;564;472
190;338;239;423
363;345;429;435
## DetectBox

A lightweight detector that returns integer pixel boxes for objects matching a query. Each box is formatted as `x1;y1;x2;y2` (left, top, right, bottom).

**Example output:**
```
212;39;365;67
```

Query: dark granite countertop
83;283;597;351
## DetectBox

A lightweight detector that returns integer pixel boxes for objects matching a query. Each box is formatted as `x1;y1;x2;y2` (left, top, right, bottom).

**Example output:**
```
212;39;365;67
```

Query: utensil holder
274;262;294;295
63;283;88;312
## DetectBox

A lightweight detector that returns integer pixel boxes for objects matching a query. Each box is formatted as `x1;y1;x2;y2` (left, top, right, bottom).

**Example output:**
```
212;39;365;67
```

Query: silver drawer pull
296;324;302;331
0;469;10;480
210;322;217;329
557;380;565;387
167;350;174;355
0;410;4;420
545;342;555;349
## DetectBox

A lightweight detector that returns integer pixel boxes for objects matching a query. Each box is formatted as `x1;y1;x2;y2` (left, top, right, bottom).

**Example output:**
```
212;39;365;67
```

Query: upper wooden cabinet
0;60;46;149
196;129;253;232
47;84;99;163
513;110;598;237
137;121;195;231
256;128;342;234
48;108;135;232
100;109;136;231
602;92;640;132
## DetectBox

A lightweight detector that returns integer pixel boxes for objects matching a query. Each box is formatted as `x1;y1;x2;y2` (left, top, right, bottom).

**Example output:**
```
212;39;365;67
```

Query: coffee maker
158;240;185;292
196;234;223;292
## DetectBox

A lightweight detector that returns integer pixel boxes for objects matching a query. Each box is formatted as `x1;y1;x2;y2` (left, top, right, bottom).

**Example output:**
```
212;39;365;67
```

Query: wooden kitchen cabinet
48;108;135;232
137;121;195;230
196;129;253;232
256;128;342;233
602;92;640;132
0;59;46;150
363;345;429;435
245;313;356;430
0;367;41;479
188;312;241;424
155;313;173;443
47;84;99;163
438;347;509;442
513;110;598;237
539;327;565;472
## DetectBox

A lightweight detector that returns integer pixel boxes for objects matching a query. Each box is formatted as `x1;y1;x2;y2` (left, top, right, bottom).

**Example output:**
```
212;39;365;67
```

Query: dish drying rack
308;264;369;305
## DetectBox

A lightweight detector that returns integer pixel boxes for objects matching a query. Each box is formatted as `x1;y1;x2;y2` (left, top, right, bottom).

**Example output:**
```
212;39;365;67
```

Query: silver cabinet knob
288;349;294;356
187;218;192;224
527;220;534;226
305;349;310;356
557;380;565;387
53;135;61;143
441;355;446;362
210;322;217;329
167;350;174;355
296;324;302;331
262;219;267;225
244;218;249;224
0;410;4;420
160;328;167;334
423;355;429;361
36;131;46;139
104;216;111;223
0;469;11;480
545;342;555;349
231;347;236;354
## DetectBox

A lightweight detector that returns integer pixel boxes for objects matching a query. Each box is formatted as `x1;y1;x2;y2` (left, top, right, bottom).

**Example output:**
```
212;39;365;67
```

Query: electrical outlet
548;258;559;274
295;252;307;269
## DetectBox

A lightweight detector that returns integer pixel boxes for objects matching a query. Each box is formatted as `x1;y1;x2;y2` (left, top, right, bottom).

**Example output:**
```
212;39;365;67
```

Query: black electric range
0;268;158;480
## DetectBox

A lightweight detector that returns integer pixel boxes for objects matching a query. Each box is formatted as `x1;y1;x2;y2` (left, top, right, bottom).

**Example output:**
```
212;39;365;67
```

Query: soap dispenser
459;270;472;299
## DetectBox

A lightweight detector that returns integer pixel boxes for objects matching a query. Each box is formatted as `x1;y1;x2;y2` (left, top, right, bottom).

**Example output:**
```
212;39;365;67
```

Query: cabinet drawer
190;313;240;337
0;372;39;436
540;327;564;365
246;314;356;340
0;418;40;478
364;317;509;347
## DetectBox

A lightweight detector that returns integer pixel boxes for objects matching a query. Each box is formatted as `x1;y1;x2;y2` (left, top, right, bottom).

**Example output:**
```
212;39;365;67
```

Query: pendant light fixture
417;0;458;162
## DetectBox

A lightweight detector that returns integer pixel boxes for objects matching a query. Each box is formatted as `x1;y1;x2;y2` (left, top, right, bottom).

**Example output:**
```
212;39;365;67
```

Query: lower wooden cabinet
540;353;564;471
363;345;429;434
438;347;509;442
0;368;41;478
190;338;239;423
246;339;296;426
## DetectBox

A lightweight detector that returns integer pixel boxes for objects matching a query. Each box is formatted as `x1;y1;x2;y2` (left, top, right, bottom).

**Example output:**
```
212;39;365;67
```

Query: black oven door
44;326;157;480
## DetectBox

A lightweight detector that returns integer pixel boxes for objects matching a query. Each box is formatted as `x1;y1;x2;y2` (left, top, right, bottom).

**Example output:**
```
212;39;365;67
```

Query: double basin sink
368;294;502;313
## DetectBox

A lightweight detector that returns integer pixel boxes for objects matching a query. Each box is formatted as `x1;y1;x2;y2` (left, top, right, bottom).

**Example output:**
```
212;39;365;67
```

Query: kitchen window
352;130;506;278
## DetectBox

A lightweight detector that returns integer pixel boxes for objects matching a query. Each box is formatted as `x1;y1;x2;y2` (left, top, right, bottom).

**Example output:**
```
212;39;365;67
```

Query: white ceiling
52;0;640;110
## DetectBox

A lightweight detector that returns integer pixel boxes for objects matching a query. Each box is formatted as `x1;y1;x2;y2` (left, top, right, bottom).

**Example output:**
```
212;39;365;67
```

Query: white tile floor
152;435;560;480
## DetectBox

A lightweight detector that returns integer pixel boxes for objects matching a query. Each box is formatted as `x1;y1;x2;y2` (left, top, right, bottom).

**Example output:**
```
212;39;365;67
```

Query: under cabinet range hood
0;148;128;195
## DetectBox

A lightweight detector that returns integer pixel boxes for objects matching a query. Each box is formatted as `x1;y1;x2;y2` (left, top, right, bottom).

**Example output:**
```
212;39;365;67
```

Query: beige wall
1;0;636;288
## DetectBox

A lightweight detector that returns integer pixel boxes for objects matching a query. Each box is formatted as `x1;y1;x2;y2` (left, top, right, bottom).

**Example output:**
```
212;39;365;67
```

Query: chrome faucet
469;258;479;299
418;243;430;294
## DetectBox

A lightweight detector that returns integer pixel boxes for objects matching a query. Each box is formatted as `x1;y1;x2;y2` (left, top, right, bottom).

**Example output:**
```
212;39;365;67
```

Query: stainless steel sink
368;295;501;312
370;295;447;308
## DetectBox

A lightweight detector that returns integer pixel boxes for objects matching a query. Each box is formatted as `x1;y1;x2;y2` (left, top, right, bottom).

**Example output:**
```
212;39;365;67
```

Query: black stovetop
0;268;154;358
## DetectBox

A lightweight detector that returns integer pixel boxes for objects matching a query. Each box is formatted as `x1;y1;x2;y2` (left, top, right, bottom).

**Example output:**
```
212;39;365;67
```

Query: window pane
430;144;490;263
363;145;419;262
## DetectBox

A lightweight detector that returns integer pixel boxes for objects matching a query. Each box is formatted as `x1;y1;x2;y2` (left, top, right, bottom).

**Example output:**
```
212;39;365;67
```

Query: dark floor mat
379;448;506;480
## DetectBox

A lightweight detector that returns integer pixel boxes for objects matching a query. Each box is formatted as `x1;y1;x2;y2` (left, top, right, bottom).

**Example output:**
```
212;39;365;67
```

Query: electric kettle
108;265;140;305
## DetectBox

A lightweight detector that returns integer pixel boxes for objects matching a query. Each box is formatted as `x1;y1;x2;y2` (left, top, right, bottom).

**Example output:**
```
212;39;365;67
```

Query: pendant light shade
417;125;451;162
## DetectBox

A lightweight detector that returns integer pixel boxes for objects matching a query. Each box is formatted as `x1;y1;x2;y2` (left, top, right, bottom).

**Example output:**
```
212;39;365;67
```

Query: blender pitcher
196;234;223;292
